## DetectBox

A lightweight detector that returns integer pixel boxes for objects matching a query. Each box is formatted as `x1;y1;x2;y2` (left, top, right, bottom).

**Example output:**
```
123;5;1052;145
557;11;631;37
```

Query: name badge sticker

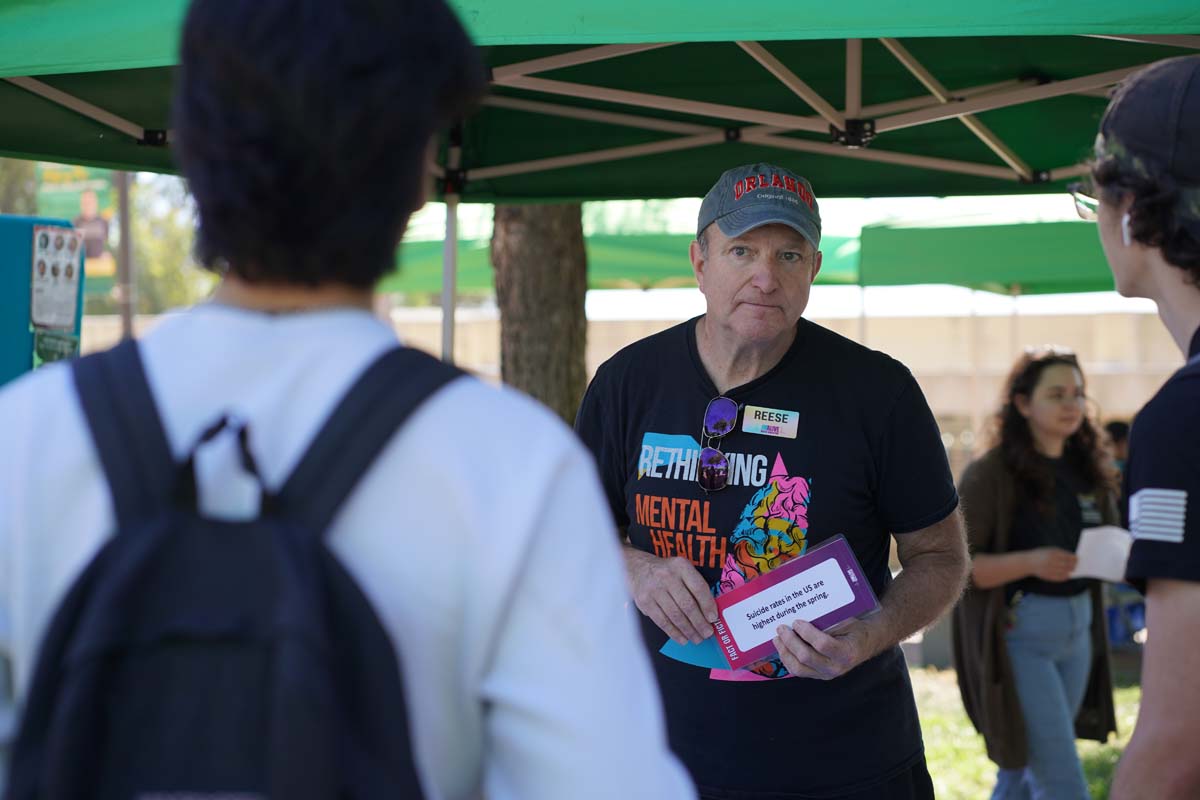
742;405;798;439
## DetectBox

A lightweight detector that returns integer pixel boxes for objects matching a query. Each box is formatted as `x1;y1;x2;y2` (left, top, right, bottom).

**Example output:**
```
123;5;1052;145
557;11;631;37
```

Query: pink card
711;535;879;670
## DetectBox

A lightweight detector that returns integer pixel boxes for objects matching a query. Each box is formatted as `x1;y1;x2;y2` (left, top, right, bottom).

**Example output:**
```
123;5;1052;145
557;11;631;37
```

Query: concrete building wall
82;307;1185;474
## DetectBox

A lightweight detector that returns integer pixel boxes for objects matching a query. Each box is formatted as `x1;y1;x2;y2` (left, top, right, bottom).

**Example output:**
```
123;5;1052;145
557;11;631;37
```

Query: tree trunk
0;158;37;215
491;203;587;424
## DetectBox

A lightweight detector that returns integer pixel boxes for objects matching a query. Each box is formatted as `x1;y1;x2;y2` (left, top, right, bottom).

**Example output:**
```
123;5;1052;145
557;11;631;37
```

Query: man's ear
811;248;823;281
690;239;707;293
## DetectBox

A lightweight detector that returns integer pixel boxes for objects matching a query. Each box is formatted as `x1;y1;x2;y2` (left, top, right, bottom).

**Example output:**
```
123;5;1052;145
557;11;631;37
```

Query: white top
0;304;694;800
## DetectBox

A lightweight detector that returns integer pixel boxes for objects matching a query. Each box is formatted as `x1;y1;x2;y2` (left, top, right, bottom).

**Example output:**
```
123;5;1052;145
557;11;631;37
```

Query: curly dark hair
988;348;1116;514
1092;159;1200;286
172;0;486;288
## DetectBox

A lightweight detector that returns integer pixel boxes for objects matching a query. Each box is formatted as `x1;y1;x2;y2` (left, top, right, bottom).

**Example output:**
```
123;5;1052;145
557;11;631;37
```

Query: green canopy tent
0;1;1195;353
858;220;1113;294
382;232;858;293
1;3;1197;191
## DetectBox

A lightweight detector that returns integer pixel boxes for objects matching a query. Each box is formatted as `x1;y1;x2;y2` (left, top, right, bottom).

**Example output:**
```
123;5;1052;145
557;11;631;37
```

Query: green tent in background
379;233;859;294
858;220;1114;294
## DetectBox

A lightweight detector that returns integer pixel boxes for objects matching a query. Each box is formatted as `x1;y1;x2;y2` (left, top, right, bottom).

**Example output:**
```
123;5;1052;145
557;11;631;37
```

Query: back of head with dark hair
1092;56;1200;285
173;0;486;288
989;347;1116;512
1104;419;1130;445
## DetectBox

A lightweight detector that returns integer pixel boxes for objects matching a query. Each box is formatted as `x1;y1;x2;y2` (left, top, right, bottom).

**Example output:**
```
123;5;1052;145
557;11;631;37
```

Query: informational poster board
0;215;84;387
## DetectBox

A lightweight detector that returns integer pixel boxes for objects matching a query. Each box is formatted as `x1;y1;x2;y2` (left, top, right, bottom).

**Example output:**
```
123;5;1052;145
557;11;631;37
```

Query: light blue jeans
991;591;1093;800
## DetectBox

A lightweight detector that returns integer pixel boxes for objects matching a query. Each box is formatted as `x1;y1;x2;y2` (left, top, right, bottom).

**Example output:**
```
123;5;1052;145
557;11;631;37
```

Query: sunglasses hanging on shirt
698;396;739;493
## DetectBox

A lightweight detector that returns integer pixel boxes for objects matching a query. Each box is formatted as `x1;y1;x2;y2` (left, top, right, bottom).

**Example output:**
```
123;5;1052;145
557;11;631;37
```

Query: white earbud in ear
1121;212;1132;247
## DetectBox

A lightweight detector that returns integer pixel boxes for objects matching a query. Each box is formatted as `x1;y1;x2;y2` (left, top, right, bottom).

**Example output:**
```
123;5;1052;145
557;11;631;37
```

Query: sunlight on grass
912;667;1141;800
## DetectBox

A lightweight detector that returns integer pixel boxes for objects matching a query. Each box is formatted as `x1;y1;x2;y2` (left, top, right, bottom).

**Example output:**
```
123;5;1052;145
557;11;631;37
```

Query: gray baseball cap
697;162;821;249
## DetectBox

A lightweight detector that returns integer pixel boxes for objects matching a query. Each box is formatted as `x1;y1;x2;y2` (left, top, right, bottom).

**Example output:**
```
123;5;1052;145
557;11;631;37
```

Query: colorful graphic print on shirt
635;431;813;682
710;454;810;680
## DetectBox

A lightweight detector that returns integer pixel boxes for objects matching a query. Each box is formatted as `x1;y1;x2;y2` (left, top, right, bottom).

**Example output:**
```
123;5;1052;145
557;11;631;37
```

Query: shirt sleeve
480;444;695;800
573;363;630;530
874;373;960;534
1124;377;1200;589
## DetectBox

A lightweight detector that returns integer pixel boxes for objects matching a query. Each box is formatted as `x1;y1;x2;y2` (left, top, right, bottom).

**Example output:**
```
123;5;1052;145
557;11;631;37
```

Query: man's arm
774;509;968;680
1111;578;1200;799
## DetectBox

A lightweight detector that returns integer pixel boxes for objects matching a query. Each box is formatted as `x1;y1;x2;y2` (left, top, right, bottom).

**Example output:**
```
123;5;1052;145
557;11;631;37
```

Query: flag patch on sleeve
1130;488;1188;543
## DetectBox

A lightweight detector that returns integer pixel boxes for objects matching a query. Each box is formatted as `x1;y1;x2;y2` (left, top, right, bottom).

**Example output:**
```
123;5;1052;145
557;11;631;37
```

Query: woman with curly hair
1077;56;1200;799
952;346;1119;800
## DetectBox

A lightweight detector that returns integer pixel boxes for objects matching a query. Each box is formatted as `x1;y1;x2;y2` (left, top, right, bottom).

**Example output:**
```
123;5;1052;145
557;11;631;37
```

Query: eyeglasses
1068;180;1099;222
698;396;739;493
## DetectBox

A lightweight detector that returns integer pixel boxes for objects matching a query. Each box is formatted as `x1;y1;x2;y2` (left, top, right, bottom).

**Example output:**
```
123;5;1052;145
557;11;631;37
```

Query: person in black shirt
575;162;969;800
954;347;1119;800
1080;56;1200;800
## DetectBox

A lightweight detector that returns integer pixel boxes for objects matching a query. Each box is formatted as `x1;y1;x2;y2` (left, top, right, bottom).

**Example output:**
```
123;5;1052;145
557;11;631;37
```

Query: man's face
79;190;98;219
690;222;822;347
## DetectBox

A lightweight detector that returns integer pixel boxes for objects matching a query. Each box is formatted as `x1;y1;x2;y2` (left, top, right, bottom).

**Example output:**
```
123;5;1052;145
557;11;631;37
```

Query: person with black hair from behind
0;1;694;798
1071;55;1200;800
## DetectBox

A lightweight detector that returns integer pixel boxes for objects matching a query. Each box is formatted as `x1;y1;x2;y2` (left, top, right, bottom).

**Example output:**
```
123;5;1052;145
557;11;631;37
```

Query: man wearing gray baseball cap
576;163;968;799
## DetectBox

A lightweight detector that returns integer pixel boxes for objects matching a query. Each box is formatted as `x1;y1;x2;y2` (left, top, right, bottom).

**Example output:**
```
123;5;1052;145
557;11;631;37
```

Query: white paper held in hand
1071;525;1133;583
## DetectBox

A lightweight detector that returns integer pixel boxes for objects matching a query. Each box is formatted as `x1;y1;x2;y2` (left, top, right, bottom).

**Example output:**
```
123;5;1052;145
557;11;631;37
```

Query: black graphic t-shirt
1008;456;1103;599
1125;326;1200;592
575;317;959;797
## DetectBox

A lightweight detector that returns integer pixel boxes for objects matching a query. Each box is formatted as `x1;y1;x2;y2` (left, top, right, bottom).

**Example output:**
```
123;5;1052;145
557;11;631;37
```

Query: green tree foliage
131;175;214;314
0;157;37;215
84;174;215;315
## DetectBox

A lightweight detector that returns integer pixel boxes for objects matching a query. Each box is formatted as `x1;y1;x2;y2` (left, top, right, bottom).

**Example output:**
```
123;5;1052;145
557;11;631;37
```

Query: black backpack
6;339;461;800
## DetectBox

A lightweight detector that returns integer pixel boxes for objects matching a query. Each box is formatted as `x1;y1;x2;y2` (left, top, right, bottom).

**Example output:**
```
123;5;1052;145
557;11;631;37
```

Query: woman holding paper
952;347;1119;800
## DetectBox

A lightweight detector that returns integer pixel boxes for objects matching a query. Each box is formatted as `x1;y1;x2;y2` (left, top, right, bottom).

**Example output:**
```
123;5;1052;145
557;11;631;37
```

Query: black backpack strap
275;346;463;536
72;339;176;528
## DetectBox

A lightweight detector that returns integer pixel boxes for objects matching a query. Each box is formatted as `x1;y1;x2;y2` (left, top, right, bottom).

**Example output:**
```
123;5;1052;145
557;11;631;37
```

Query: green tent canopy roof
0;1;1197;77
0;2;1196;200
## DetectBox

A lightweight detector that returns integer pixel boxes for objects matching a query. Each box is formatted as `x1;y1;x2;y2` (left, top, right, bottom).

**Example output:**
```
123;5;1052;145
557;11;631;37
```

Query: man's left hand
772;618;877;680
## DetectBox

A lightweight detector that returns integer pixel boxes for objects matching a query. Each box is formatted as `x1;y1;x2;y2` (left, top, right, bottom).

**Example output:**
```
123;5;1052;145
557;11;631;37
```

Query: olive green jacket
950;446;1118;769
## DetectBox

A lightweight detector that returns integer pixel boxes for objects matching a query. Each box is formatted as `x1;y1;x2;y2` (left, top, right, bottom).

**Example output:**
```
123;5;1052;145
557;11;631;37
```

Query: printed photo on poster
30;224;83;330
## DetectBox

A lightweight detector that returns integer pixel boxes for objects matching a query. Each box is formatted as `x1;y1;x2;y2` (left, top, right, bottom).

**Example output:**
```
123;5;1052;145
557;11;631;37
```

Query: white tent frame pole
1084;34;1200;50
492;42;678;81
488;80;1035;135
441;140;462;365
845;39;863;117
1045;162;1091;181
470;132;726;180
859;78;1033;116
737;41;845;129
494;75;831;133
472;121;1018;182
489;76;1047;139
879;38;1032;180
743;130;1017;180
483;95;714;135
875;63;1154;133
5;76;146;141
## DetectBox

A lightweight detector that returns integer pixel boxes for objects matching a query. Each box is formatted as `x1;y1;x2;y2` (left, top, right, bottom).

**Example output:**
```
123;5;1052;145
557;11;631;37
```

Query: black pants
697;759;935;800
